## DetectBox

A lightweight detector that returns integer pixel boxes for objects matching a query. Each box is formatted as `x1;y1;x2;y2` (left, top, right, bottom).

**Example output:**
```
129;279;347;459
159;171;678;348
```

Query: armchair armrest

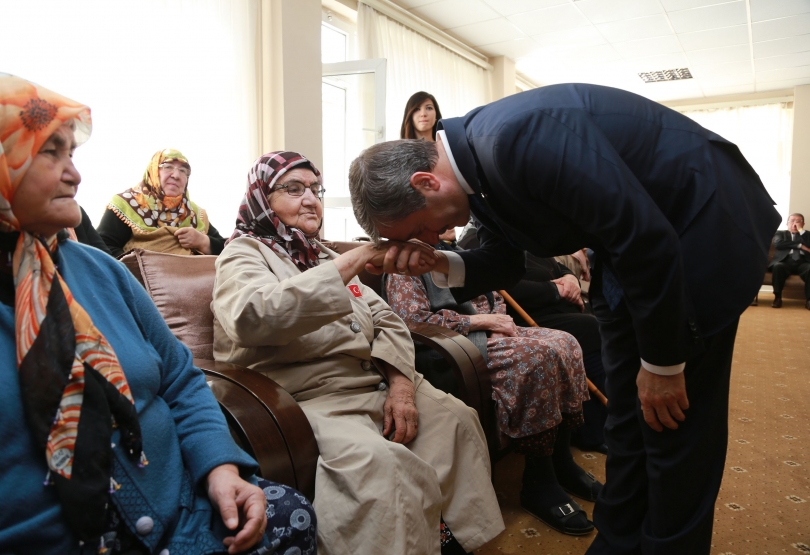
406;323;497;446
196;359;319;502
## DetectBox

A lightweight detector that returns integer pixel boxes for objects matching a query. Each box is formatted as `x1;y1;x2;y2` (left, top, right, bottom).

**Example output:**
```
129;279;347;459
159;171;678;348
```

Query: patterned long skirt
487;327;588;440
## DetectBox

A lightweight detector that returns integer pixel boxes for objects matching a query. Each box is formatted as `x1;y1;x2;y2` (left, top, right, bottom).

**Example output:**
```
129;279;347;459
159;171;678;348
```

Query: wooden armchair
323;241;505;457
120;249;319;500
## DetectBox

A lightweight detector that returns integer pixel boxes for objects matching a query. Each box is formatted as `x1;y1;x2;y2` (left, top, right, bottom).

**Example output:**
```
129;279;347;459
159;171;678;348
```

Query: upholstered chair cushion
120;249;217;360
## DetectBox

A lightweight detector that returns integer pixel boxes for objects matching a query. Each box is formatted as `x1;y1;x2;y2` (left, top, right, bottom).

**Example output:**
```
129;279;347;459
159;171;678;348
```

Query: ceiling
388;0;810;102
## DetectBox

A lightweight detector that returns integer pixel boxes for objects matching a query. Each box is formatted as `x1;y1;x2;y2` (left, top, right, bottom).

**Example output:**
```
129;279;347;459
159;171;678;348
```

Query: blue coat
0;240;257;554
440;83;780;366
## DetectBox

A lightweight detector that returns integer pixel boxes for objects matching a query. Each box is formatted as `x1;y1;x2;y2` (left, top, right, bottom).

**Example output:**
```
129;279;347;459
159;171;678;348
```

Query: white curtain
679;103;794;223
357;3;491;140
0;0;261;233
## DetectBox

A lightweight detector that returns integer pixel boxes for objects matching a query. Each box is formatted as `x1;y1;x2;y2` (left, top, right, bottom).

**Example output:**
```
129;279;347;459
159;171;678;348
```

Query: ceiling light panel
638;67;694;82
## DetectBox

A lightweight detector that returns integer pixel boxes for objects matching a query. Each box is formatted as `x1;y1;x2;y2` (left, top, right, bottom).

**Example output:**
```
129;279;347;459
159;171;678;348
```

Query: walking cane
498;289;609;407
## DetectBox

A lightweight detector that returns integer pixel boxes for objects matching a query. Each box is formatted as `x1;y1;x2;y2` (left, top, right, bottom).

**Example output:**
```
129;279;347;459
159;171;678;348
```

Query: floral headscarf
108;148;204;232
228;151;322;272
0;74;143;541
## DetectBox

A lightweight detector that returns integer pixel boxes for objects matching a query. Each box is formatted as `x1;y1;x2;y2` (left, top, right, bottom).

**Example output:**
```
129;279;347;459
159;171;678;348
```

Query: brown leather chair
322;241;504;457
120;249;319;500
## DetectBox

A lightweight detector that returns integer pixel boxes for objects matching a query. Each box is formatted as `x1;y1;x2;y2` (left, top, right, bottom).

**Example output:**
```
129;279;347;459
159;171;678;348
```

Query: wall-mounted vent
638;68;693;83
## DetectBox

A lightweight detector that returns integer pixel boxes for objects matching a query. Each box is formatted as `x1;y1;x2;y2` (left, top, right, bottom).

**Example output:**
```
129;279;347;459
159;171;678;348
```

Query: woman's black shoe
519;493;595;536
559;471;603;502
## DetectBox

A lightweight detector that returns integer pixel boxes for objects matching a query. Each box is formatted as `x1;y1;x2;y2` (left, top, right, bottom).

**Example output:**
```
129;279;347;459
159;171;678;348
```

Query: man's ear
409;171;440;194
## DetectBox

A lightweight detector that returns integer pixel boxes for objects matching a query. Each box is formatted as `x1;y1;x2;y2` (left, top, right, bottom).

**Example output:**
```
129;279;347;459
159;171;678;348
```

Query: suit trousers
585;292;739;555
770;258;810;297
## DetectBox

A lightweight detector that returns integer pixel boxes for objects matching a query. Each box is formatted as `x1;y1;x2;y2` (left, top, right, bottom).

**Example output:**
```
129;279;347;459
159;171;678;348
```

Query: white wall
789;85;810;221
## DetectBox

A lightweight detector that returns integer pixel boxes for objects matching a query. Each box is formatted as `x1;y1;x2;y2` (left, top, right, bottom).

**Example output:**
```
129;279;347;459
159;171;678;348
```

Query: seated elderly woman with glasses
211;151;505;555
97;149;226;258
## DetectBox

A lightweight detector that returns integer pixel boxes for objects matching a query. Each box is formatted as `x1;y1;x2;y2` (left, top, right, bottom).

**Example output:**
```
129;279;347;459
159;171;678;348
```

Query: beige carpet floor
474;292;810;555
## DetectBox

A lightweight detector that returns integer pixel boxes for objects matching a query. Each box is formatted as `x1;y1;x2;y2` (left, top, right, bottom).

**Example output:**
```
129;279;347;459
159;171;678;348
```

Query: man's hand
636;367;689;432
383;374;419;444
364;240;440;276
552;274;585;312
207;464;267;554
175;227;212;254
469;313;519;337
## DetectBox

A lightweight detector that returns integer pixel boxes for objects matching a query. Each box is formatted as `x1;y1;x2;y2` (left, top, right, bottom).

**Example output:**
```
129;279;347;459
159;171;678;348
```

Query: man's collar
436;130;473;195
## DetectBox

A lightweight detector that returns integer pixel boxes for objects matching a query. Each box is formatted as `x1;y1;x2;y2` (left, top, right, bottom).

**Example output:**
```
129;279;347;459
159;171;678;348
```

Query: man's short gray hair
349;140;439;242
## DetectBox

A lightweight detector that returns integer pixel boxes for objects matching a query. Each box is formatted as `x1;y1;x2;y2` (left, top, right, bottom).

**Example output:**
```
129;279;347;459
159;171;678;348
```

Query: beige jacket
212;237;415;401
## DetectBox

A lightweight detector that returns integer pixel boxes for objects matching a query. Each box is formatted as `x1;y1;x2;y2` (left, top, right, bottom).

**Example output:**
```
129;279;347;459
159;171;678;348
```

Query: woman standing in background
400;91;442;141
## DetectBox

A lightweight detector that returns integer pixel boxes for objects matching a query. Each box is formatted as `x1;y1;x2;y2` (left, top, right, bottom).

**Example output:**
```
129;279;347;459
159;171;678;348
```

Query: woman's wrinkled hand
175;227;212;254
469;313;519;338
383;375;419;444
206;464;268;554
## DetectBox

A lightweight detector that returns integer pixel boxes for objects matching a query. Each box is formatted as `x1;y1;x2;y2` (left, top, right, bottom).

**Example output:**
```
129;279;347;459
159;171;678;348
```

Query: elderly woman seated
97;148;225;258
0;74;316;554
211;151;504;555
386;229;602;536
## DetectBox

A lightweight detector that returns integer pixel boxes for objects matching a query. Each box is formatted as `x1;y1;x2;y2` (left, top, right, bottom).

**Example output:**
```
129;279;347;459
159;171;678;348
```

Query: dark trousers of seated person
585;292;738;555
771;259;810;298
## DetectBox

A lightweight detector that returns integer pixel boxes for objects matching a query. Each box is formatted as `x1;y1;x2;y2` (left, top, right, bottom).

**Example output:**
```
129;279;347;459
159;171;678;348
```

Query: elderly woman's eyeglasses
159;163;190;177
273;181;325;200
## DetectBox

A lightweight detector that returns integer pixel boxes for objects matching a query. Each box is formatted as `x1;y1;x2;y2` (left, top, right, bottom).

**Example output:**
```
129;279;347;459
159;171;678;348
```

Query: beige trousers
301;377;504;555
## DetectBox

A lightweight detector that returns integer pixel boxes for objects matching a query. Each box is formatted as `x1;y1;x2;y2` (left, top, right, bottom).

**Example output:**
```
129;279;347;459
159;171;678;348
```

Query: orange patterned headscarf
0;73;143;541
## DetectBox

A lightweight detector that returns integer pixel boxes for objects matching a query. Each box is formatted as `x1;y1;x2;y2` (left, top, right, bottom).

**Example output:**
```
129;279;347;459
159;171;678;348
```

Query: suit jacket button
350;321;361;333
361;360;373;371
136;516;154;536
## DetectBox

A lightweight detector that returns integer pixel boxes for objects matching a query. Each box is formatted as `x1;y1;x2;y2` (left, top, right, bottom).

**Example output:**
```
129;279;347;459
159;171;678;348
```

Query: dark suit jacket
770;230;810;266
439;83;780;367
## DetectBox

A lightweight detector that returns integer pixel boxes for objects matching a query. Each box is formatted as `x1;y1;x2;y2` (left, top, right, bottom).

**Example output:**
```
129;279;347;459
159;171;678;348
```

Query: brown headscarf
228;151;322;272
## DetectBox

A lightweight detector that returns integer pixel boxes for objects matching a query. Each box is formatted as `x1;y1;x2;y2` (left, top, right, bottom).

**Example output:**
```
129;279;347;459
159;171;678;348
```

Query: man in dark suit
770;213;810;309
348;84;780;555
